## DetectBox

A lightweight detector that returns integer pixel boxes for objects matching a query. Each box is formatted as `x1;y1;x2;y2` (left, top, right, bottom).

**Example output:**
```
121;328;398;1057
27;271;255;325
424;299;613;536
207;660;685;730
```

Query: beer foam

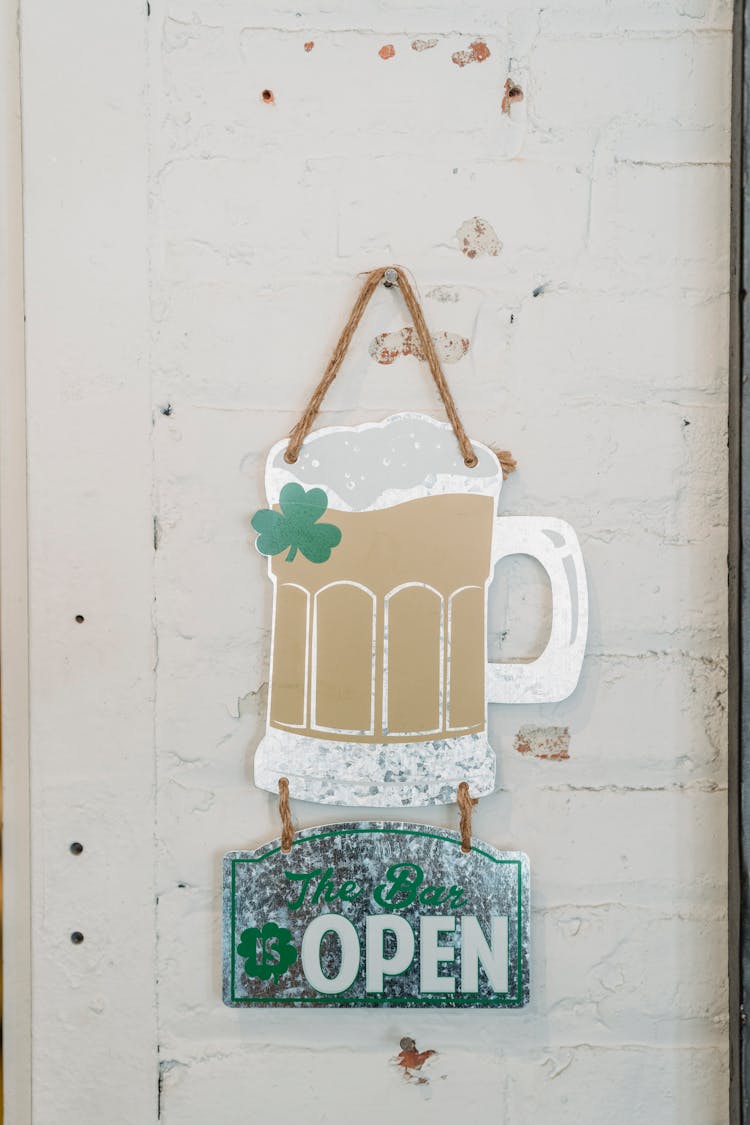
266;413;502;512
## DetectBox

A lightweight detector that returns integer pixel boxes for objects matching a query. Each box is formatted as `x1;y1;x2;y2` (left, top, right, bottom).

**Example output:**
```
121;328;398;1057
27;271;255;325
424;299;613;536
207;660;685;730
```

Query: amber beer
268;491;495;742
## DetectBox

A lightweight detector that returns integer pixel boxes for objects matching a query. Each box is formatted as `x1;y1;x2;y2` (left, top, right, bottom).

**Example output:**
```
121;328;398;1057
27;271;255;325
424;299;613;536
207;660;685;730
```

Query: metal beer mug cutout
252;412;588;807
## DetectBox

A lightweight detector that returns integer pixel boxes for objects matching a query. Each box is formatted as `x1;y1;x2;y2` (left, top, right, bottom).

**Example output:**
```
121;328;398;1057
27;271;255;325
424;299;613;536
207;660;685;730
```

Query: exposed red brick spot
369;327;469;366
398;1048;436;1070
396;1037;436;1081
411;37;438;51
456;216;502;259
451;39;490;67
379;44;396;60
304;40;314;52
261;88;275;104
515;725;571;761
501;77;524;114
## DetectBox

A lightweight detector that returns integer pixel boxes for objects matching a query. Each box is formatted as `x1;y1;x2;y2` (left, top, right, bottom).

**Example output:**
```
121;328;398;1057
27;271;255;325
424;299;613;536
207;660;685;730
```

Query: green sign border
230;825;524;1007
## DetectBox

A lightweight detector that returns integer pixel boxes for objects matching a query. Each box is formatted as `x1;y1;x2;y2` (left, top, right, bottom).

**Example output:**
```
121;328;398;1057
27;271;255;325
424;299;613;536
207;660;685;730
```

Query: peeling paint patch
501;77;524;114
379;44;396;60
304;40;314;52
229;682;268;722
451;40;491;67
369;327;469;366
412;38;438;52
515;725;571;760
426;285;461;303
676;0;709;14
396;1037;436;1084
158;1060;187;1118
456;216;502;259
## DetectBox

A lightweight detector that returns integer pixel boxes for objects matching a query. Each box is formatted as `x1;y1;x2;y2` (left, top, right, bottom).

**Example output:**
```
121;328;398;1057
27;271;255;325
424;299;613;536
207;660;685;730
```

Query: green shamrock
251;482;342;563
237;921;298;983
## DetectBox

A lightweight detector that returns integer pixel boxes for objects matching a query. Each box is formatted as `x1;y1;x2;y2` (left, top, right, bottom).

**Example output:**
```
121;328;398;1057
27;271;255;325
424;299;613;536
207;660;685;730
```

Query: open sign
223;823;529;1008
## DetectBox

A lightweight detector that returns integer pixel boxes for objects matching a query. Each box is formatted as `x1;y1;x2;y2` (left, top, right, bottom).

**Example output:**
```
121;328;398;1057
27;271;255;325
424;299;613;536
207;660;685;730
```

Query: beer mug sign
252;413;588;807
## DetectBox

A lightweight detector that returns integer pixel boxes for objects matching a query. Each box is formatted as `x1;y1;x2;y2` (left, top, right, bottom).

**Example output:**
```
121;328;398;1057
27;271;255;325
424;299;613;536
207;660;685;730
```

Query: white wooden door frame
1;0;32;1119
1;2;159;1121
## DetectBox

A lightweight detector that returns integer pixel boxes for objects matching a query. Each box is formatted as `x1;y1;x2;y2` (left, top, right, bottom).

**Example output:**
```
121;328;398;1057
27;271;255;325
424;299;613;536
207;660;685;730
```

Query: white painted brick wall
19;0;731;1121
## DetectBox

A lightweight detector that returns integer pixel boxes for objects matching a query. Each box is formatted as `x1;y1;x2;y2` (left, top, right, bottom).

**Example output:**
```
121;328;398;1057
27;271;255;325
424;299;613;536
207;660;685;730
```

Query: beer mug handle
486;516;588;704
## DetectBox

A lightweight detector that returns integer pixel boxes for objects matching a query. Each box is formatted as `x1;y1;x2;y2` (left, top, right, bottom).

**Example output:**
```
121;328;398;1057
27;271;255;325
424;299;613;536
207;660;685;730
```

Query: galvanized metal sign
223;822;529;1008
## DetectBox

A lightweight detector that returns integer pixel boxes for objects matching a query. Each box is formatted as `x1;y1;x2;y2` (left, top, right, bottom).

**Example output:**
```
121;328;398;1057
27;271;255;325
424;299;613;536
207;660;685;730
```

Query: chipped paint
514;725;571;760
451;40;491;67
426;285;461;303
261;88;275;104
379;44;395;60
398;1048;436;1070
396;1037;437;1084
456;216;502;259
369;326;469;365
304;40;314;52
411;38;438;52
501;78;524;114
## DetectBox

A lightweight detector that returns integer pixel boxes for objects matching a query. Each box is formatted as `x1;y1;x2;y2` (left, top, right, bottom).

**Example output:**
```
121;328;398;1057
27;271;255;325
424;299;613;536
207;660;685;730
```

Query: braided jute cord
492;447;517;481
457;781;479;854
278;777;295;853
285;265;481;468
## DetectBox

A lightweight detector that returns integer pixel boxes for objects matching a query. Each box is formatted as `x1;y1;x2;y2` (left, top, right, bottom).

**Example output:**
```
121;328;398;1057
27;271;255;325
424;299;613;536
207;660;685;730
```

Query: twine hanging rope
492;447;517;481
278;777;295;853
457;781;478;853
284;265;485;468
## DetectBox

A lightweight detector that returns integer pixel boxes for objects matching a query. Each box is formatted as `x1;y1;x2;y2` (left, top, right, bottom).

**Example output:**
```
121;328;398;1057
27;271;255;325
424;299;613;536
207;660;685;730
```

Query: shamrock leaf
251;482;342;563
237;921;298;983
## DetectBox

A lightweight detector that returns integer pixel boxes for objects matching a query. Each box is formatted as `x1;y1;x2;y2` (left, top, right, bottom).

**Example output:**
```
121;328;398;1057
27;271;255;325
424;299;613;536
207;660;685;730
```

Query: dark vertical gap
730;1;747;1121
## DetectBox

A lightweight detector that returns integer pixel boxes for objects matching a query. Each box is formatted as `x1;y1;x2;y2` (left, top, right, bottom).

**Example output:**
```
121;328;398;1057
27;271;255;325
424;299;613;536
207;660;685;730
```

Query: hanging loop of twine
278;777;295;853
284;265;479;468
457;781;478;854
492;447;517;481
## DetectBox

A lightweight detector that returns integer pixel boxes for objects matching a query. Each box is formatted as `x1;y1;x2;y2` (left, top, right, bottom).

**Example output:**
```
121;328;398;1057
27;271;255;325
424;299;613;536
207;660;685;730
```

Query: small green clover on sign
237;921;298;983
252;482;342;563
